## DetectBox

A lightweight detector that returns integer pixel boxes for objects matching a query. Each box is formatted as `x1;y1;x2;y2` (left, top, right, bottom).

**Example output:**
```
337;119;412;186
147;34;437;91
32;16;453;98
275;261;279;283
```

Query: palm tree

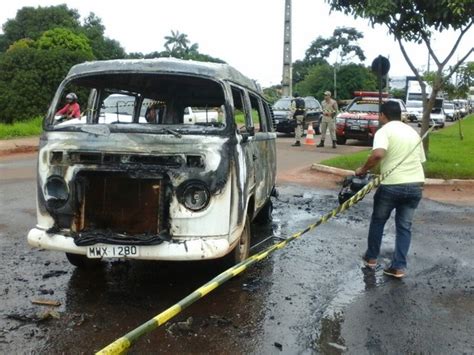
164;30;191;57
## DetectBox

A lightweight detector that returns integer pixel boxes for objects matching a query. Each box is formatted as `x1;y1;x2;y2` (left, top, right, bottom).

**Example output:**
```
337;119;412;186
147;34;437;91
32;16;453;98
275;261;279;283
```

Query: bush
0;46;93;123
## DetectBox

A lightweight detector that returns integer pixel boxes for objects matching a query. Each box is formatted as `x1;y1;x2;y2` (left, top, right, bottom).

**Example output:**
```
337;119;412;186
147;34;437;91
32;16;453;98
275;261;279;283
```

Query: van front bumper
27;228;231;261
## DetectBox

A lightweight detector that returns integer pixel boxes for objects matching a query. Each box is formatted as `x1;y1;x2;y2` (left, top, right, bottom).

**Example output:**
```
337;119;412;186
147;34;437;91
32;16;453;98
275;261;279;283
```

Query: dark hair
293;92;300;97
381;100;401;121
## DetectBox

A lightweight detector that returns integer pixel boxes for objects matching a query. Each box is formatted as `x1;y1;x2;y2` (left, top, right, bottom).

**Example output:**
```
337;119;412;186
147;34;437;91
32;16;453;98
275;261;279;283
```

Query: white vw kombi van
27;58;276;267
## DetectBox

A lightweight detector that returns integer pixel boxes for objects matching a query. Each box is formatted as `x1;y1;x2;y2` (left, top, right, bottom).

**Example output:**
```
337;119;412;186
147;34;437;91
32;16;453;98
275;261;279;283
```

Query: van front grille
74;173;166;236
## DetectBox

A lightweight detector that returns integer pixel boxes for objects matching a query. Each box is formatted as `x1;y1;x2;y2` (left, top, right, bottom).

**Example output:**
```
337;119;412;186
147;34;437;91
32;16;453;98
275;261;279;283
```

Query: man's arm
71;103;81;118
355;148;386;176
56;105;68;116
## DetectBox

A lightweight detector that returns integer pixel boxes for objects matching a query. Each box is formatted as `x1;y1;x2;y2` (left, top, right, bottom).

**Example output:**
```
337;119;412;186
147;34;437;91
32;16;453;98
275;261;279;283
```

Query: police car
272;96;322;134
335;91;408;145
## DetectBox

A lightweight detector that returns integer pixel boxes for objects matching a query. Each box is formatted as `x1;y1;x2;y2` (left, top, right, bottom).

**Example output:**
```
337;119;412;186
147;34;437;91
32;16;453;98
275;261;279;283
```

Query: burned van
27;58;276;267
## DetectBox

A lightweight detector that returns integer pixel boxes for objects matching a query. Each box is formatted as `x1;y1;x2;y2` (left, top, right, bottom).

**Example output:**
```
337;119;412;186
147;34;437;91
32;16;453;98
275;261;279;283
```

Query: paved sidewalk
0;136;39;155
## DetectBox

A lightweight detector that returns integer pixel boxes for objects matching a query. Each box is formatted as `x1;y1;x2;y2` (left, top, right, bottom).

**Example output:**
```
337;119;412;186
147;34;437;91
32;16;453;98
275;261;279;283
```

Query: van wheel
336;137;346;145
66;253;102;268
224;217;251;266
255;199;273;224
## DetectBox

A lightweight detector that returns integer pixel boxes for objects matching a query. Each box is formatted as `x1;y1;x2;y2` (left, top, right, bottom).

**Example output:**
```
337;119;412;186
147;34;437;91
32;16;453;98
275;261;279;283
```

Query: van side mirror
239;126;255;143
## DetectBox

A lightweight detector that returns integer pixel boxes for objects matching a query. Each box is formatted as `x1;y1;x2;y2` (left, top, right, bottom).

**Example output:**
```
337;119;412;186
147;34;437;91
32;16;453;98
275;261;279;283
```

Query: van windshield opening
48;73;227;132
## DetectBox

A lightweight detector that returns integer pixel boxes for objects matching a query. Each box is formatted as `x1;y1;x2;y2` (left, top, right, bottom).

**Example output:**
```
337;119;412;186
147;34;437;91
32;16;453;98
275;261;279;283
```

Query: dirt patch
0;146;38;156
277;166;474;206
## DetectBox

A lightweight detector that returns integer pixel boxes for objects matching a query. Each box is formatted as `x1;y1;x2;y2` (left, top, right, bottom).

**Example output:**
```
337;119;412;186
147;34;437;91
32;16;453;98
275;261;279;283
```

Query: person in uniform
318;91;338;148
291;93;306;147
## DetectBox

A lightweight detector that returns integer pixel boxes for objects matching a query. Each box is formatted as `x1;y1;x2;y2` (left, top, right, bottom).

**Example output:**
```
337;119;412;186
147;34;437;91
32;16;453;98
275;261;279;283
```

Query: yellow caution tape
97;125;434;354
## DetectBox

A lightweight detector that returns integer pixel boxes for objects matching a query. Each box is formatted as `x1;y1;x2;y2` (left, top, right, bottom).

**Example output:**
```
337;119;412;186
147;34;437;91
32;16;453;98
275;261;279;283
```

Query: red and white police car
335;91;408;145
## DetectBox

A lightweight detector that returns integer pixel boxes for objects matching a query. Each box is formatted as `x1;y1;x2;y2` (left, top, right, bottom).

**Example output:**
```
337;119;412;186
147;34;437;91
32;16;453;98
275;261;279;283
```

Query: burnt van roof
67;58;261;93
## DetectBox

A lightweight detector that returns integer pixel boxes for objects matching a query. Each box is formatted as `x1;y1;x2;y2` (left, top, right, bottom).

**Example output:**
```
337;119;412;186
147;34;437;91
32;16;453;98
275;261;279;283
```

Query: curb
311;163;474;186
0;145;38;156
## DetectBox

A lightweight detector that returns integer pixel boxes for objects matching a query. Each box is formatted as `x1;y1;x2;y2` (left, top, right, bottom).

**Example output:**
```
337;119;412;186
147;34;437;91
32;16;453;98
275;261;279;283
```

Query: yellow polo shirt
373;120;426;185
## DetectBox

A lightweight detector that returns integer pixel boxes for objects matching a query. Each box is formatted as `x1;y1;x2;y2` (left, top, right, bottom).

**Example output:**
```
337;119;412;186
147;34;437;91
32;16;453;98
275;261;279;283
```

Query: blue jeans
365;184;423;269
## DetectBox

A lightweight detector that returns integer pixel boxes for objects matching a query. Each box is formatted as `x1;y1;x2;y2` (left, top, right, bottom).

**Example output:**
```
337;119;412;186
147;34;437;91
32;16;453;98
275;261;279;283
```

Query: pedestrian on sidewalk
355;100;425;279
291;93;306;147
318;91;338;148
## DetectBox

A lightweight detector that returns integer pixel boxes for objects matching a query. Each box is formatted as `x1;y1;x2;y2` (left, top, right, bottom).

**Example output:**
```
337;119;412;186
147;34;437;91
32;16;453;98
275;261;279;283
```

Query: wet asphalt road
0;154;473;354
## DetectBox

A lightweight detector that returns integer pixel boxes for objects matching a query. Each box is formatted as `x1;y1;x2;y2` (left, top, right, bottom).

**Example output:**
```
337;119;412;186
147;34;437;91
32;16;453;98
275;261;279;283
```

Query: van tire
336;137;346;145
223;216;251;266
66;253;102;268
255;199;273;224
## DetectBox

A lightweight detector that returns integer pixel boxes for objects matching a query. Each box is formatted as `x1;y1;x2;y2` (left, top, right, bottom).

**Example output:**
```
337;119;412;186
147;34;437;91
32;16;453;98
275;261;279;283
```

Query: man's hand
355;148;385;177
355;167;366;176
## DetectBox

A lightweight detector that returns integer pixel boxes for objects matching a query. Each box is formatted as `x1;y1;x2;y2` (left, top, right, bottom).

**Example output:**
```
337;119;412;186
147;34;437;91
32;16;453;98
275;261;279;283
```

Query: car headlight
369;120;379;127
180;182;210;211
336;117;345;124
44;176;69;210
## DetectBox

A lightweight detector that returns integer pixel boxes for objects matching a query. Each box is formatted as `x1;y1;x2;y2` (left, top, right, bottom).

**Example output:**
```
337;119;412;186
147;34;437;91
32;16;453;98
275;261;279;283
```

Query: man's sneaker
383;267;405;278
316;141;325;147
291;141;301;147
362;256;377;268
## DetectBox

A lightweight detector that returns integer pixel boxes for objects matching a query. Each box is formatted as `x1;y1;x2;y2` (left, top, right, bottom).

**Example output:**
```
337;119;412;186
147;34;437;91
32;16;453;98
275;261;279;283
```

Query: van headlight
44;176;69;210
180;182;210;211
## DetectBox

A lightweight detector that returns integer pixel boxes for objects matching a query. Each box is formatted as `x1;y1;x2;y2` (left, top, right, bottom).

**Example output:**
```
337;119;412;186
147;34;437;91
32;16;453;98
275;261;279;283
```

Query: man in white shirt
355;100;425;278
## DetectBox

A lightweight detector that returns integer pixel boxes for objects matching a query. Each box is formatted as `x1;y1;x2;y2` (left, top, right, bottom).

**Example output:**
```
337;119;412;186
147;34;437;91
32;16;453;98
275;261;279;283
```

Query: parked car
416;98;445;128
273;96;323;134
443;101;458;121
417;107;446;128
335;92;408;145
405;100;423;122
28;58;277;267
454;99;469;117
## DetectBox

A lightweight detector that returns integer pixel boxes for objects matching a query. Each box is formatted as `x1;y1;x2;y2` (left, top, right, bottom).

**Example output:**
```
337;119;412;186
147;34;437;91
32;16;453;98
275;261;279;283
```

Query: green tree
293;27;365;86
0;41;94;123
6;38;35;52
136;31;224;63
327;0;474;152
164;30;191;57
0;6;125;60
81;13;125;59
389;88;406;100
304;27;366;64
37;28;93;56
0;5;80;51
295;63;376;100
294;64;334;99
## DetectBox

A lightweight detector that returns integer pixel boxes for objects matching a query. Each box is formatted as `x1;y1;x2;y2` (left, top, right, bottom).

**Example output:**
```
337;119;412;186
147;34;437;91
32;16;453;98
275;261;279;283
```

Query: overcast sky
1;0;472;88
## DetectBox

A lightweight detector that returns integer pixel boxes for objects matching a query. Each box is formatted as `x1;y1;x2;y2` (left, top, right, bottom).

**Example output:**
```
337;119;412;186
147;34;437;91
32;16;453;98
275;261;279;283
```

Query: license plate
87;245;139;258
350;125;361;130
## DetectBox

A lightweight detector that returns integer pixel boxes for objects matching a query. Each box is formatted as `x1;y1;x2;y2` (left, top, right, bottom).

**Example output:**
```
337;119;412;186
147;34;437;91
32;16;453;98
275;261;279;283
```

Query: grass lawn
320;114;474;180
0;117;43;139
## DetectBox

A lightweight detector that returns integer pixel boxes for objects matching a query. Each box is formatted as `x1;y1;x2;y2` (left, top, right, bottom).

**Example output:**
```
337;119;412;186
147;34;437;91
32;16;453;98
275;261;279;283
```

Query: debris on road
31;299;61;307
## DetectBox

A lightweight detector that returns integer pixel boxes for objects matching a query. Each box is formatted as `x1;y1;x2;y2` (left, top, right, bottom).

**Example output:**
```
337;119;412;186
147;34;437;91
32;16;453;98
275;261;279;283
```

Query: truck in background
405;78;432;122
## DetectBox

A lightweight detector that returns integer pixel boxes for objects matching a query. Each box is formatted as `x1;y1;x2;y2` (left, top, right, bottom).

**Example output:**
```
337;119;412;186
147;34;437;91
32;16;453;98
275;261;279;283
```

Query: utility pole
281;0;292;97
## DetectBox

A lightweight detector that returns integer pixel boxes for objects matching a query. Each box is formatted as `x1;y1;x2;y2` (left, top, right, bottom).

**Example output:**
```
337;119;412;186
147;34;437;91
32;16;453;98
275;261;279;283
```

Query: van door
231;86;255;222
248;92;276;210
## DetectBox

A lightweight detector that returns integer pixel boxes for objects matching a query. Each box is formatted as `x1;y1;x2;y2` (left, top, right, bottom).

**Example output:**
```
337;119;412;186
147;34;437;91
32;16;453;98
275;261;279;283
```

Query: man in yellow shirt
355;101;425;278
